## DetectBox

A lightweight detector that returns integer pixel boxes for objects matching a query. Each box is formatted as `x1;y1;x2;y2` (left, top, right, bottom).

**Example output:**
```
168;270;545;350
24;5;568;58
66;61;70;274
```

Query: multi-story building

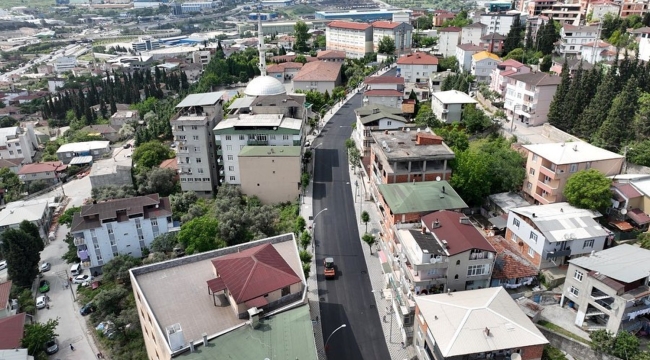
56;141;111;164
460;22;487;45
191;50;210;66
71;194;172;274
503;72;562;126
132;36;161;52
557;24;599;57
581;40;616;63
505;202;610;270
456;43;485;72
238;146;301;204
542;3;582;24
561;245;650;334
315;8;413;21
587;0;621;21
527;0;556;16
620;0;649;17
521;142;624;204
396;52;438;84
363;74;405;108
180;1;217;13
267;62;304;81
480;32;507;53
471;51;501;83
53;56;77;73
489;59;530;98
431;90;477;123
316;50;346;62
354;104;408;157
171;91;225;197
432;10;456;27
372;20;413;55
413;288;548;360
429;70;455;93
479;11;522;36
17;161;65;187
109;110;139;128
0;197;54;243
325;21;373;59
640;30;650;61
437;27;461;58
0;125;38;163
292;61;343;93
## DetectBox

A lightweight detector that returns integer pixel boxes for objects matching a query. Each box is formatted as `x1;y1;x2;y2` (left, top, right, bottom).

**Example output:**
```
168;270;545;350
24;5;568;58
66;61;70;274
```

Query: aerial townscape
4;0;650;359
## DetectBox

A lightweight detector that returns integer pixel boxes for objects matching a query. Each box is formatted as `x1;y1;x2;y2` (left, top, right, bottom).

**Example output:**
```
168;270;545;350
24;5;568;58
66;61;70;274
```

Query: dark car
80;303;96;316
45;338;58;355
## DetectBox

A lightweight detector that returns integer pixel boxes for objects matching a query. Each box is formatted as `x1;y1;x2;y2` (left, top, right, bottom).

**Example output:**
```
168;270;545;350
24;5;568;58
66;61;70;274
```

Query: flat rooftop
214;114;302;132
131;235;305;354
90;152;132;176
570;244;650;283
239;146;301;157
371;129;455;161
523;142;624;165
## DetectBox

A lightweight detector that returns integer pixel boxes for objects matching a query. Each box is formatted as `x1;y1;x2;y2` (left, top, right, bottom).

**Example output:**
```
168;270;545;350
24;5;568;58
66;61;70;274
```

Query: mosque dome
244;75;286;97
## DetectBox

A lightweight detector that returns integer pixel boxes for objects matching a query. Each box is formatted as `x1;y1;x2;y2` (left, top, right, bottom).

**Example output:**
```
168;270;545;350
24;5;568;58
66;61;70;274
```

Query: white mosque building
244;12;287;97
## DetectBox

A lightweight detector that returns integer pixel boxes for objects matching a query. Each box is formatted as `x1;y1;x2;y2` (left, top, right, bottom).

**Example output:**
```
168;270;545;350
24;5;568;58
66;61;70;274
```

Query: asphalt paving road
313;92;391;360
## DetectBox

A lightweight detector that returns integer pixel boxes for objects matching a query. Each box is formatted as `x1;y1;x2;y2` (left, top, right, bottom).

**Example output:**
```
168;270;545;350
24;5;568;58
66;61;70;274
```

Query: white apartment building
542;3;582;25
171;92;224;197
479;12;522;36
460;22;487;45
53;56;77;73
326;21;373;59
437;27;461;58
456;44;485;72
192;50;211;66
0;125;38;163
396;52;438;84
431;90;477;123
471;51;501;83
581;40;616;64
489;59;530;98
70;194;172;274
587;1;621;21
132;36;161;52
372;20;413;55
504;72;562;126
557;24;599;57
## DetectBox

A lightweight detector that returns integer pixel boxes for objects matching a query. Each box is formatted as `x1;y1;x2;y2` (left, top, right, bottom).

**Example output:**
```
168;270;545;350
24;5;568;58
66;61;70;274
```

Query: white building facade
437;27;461;58
326;21;374;59
431;90;477;123
557;24;599;57
479;12;522;36
396;52;438;84
53;56;77;73
0;125;38;163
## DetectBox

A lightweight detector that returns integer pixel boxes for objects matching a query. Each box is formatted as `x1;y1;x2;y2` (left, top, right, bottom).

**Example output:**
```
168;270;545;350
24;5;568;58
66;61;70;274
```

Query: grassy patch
1;0;53;9
284;4;317;16
538;320;592;345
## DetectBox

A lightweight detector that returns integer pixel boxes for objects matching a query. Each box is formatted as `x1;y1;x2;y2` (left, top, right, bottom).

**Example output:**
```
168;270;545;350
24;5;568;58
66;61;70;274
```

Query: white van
70;264;82;276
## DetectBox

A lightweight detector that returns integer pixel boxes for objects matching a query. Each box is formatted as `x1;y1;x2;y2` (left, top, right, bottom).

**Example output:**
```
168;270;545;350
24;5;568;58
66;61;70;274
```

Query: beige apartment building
238;146;301;204
325;21;373;59
521;142;624;204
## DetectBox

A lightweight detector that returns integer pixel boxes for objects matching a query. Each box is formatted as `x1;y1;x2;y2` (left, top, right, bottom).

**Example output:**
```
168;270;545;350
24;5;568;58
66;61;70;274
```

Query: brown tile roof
327;20;371;31
499;59;526;68
439;26;462;32
266;62;304;73
0;281;11;307
159;158;178;171
81;124;118;134
422;211;496;255
372;20;401;29
397;52;439;65
364;89;404;97
293;61;342;82
613;182;642;199
17;161;66;175
457;43;484;51
0;312;25;349
210;243;301;303
481;33;506;41
0;158;23;168
317;50;346;59
364;76;405;84
487;236;539;280
70;194;172;233
584;40;611;48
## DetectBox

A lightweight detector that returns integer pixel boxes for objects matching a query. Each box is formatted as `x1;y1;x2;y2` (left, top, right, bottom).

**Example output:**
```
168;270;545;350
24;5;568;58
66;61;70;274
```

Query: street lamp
324;324;347;352
510;104;522;133
312;208;328;247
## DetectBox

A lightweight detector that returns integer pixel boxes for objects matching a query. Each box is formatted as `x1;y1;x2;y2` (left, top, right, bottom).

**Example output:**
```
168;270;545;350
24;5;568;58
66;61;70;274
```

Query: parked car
0;260;6;270
73;274;93;284
45;338;59;355
123;143;131;149
36;295;47;309
80;302;95;316
40;262;51;272
39;280;50;293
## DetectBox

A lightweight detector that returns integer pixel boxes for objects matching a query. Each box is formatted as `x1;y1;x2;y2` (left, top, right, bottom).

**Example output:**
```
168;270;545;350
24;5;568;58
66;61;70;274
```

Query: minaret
257;6;267;77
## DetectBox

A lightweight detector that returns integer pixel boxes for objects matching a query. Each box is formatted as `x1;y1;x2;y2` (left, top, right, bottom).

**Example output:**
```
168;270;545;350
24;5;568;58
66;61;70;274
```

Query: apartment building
505;202;610;270
608;176;650;229
354;104;408;158
267;62;304;81
56;141;111;164
542;3;582;25
432;10;456;27
363;75;405;108
325;21;373;59
429;70;455;93
171;92;224;197
437;27;461;58
132;36;161;52
581;40;616;63
292;61;343;93
0;197;54;242
471;51;501;83
109;110;138;128
71;194;172;274
456;43;484;72
561;245;650;333
53;56;77;73
460;22;487;45
503;72;562;126
0;125;38;163
431;90;477;123
413;288;548;360
587;0;621;21
481;32;507;53
214;94;307;198
479;12;522;36
372;20;413;54
489;59;530;98
396;52;438;84
557;24;599;57
527;0;556;16
521;142;624;204
17;161;66;186
191;50;211;66
620;0;649;17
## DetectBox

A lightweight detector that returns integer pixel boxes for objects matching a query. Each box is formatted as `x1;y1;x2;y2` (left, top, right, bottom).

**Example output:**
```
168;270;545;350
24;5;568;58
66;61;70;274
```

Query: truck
324;257;335;279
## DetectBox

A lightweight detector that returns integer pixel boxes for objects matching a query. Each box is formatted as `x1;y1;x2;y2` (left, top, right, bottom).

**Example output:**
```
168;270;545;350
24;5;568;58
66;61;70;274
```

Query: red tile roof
487;236;538;280
17;161;66;175
613;182;642;199
293;61;342;82
499;59;526;68
0;312;25;350
364;89;404;97
422;211;496;255
267;62;304;73
629;208;650;225
327;21;371;31
439;26;462;32
397;52;439;65
210;243;301;303
317;50;346;59
583;40;611;48
364;76;404;84
0;281;11;307
159;158;179;171
372;20;401;29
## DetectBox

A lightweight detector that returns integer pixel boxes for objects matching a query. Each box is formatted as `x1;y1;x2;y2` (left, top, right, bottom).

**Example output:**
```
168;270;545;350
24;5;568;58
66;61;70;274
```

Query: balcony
539;165;558;179
73;237;86;246
177;147;189;154
533;192;555;204
248;139;269;146
536;180;558;194
216;149;223;156
544;247;571;260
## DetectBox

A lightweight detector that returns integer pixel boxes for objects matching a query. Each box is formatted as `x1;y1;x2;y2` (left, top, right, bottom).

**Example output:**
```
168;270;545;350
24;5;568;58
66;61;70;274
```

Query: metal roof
522;142;624;165
378;181;467;214
569;244;650;283
56;141;109;154
415;287;547;357
69;156;93;165
176;92;226;108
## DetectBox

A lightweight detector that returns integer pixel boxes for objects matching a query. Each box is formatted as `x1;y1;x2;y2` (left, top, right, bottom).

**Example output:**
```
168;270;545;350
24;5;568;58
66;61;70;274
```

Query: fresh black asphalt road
313;81;392;359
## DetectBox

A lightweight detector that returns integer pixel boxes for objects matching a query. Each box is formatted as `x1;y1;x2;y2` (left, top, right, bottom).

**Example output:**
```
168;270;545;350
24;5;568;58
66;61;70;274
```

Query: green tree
61;233;80;264
132;141;174;172
1;227;41;288
626;140;650;166
170;191;199;220
150;232;179;253
542;345;567;360
593;77;639;151
540;55;552;72
92;185;136;201
102;255;142;285
438;56;458;72
0;167;22;202
378;36;396;55
361;211;370;233
462;104;493;134
362;233;376;254
611;330;641;359
564;169;612;210
177;216;222;254
415;104;441;128
294;21;310;52
590;329;616;354
348;147;361;172
634;92;650;139
294;216;306;235
22;318;58;360
295;54;307;64
537;19;560;55
546;60;571;129
136;167;178;197
435;125;470;152
416;15;433;30
58;206;81;227
574;70;616;138
94;286;129;318
502;17;524;56
300;231;311;250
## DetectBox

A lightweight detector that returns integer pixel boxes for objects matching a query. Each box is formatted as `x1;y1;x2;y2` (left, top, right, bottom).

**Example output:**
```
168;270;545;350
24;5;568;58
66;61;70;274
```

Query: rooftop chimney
202;333;208;347
432;219;441;229
485;327;491;336
189;340;195;353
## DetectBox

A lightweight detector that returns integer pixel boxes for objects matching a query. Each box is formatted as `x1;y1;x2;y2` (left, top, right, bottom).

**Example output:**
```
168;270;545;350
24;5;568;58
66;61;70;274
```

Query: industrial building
315;8;412;21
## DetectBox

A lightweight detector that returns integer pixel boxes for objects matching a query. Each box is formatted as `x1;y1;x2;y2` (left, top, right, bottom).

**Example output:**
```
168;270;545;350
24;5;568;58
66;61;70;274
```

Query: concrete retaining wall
536;325;622;360
540;124;583;143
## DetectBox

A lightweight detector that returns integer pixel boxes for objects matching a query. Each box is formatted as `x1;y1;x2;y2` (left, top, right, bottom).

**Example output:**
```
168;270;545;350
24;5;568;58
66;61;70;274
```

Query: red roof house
0;313;25;349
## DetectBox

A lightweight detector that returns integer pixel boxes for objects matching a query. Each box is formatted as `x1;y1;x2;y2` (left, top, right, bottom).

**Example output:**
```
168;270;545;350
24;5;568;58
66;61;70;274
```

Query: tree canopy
294;21;310;52
177;216;222;254
131;141;175;172
22;318;58;359
563;169;612;210
378;36;396;55
1;221;43;288
102;255;142;285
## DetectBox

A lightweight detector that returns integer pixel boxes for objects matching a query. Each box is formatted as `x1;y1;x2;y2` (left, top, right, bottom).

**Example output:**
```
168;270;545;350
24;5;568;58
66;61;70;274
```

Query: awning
629;209;650;225
245;296;268;308
378;250;392;274
69;156;93;165
207;277;227;294
488;215;508;229
610;221;634;232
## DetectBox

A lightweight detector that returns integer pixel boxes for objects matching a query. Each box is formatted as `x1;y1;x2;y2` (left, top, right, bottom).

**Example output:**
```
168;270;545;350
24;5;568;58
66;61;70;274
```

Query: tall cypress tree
502;16;523;56
525;23;534;50
546;59;571;128
562;64;585;131
574;71;618;139
593;77;639;151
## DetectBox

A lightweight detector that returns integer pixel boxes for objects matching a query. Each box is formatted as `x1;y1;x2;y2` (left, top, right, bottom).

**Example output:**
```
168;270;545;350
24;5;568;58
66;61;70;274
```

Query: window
586;162;591;169
513;218;520;227
574;270;584;282
456;260;460;265
193;135;199;141
527;182;532;190
283;135;290;140
151;219;158;226
8;151;12;155
529;167;535;175
230;176;236;181
467;264;489;277
227;155;233;161
96;253;103;261
239;135;245;140
139;235;144;240
191;125;198;130
110;238;116;245
532;154;538;162
583;239;594;248
194;147;200;152
528;247;534;257
196;158;202;163
569;286;579;297
570;163;578;173
226;145;233;151
228;166;235;171
108;228;114;234
225;135;232;140
529;232;538;243
387;121;392;126
270;135;276;140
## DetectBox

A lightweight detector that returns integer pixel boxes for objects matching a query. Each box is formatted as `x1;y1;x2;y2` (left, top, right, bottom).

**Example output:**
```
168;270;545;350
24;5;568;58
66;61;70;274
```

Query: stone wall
536;325;622;360
540;123;583;143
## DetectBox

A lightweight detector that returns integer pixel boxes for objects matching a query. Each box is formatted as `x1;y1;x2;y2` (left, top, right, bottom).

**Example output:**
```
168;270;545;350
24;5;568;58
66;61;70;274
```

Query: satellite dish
436;176;441;181
621;208;628;215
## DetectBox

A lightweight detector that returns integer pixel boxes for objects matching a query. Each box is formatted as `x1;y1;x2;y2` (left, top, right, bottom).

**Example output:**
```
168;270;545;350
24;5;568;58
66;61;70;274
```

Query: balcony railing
544;248;571;259
74;237;85;246
248;139;269;146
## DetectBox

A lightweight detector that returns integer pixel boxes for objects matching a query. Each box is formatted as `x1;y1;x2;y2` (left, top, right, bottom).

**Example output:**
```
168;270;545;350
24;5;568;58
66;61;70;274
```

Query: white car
40;262;51;272
36;295;47;309
0;260;6;270
73;274;93;284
